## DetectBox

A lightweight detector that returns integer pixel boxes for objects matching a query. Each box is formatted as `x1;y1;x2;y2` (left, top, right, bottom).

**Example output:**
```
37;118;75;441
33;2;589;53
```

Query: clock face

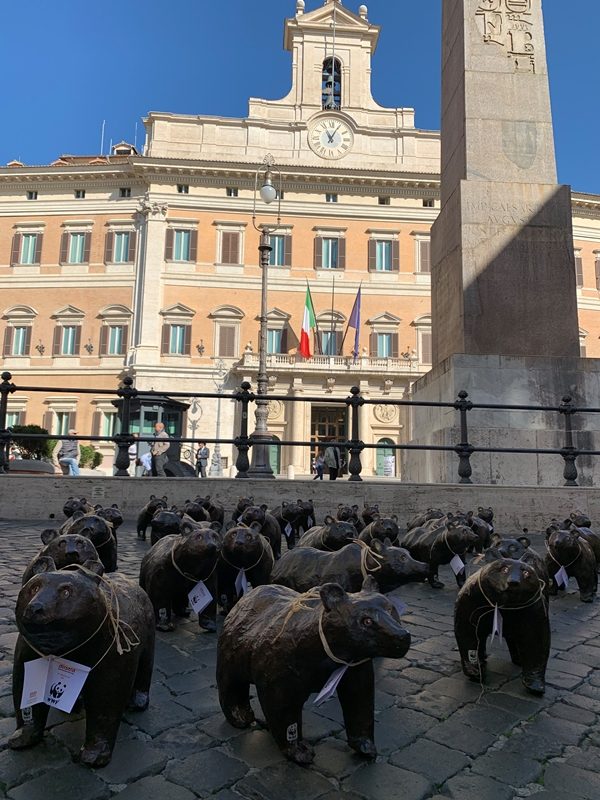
308;118;354;160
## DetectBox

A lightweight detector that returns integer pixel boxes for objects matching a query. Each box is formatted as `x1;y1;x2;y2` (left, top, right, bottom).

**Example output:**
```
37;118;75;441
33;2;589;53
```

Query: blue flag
348;286;361;359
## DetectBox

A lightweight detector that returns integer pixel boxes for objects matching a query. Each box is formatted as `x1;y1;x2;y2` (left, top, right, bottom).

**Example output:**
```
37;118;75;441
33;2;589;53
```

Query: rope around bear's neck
355;539;384;579
430;529;458;559
220;532;267;574
170;543;218;584
475;570;547;615
318;609;370;668
545;539;583;570
20;564;140;670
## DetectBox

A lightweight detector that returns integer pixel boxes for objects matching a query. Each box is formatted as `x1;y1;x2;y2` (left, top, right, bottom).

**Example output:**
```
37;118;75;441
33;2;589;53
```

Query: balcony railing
238;351;425;373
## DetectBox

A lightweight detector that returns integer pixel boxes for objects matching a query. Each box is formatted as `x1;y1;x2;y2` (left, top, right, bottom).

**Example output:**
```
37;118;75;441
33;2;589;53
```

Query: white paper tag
284;522;293;539
314;665;348;706
389;597;408;618
235;569;249;596
307;516;314;529
555;566;569;589
491;605;503;646
237;515;243;523
188;580;212;614
450;555;465;575
21;657;91;714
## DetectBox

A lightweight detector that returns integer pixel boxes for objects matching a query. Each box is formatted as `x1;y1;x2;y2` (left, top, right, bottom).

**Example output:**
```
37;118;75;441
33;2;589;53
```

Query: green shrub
9;425;53;460
92;451;104;469
78;444;104;470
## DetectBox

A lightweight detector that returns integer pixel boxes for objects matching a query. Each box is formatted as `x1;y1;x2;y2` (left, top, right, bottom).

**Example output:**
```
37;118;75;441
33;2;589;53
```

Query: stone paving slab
1;519;600;799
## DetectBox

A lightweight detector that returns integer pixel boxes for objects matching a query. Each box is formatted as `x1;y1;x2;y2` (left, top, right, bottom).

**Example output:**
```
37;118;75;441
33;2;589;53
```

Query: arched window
322;57;341;110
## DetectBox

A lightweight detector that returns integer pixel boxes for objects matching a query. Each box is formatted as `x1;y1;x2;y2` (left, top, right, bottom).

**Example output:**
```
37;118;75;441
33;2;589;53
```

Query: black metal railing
1;370;599;486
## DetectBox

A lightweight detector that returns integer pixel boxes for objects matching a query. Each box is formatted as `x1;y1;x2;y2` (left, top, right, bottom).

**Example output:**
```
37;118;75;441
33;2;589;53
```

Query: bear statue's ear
478;506;484;513
150;494;156;500
281;501;288;509
30;555;57;576
517;536;531;548
371;539;385;555
162;495;168;502
184;499;191;505
94;504;103;511
447;512;454;520
249;521;262;532
41;528;60;545
361;575;379;594
563;518;573;529
484;548;501;563
324;515;334;525
352;505;359;513
111;503;119;509
180;521;196;537
210;521;222;533
391;514;398;523
82;559;104;581
320;583;348;612
260;504;268;512
490;532;503;546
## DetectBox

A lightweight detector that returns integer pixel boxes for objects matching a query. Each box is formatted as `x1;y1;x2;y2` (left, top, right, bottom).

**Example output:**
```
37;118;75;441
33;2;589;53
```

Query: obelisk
432;0;579;362
406;0;595;487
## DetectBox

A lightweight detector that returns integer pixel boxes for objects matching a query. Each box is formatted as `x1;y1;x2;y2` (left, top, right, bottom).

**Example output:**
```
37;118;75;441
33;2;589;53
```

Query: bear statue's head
279;502;302;523
151;510;182;536
485;534;531;563
94;504;124;531
370;517;399;542
223;525;268;568
234;497;254;514
547;528;585;563
239;505;267;527
569;510;592;529
39;531;100;571
319;579;411;663
336;504;360;523
63;496;92;519
478;506;494;523
478;557;543;606
144;495;168;515
17;558;107;655
361;503;380;523
369;539;429;590
67;515;114;548
445;521;480;553
320;519;357;549
182;500;209;523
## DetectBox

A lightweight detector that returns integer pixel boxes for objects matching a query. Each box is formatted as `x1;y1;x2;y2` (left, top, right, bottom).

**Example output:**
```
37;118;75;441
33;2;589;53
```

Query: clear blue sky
2;1;597;193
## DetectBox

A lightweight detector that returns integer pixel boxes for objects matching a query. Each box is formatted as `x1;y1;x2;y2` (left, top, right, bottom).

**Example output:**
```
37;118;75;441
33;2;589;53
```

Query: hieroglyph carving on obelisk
476;1;536;73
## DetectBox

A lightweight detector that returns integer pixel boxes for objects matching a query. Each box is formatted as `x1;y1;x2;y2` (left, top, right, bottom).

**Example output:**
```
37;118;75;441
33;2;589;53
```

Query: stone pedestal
404;354;600;487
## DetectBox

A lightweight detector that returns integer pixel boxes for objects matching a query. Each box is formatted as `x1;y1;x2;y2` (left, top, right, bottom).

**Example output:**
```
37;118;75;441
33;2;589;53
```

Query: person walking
195;442;210;478
312;450;325;480
128;433;138;477
52;429;81;476
324;440;342;481
151;422;170;477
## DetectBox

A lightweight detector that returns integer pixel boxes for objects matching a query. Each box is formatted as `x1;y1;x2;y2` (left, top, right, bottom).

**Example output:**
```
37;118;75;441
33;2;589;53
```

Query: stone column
358;382;371;476
131;197;168;367
291;380;307;474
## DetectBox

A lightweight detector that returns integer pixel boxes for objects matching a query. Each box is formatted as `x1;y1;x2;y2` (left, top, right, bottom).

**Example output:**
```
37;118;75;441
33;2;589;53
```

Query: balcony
236;351;427;378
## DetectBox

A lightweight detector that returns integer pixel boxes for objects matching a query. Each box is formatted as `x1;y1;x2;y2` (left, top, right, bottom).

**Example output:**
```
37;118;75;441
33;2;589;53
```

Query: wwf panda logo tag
468;650;478;665
286;723;298;742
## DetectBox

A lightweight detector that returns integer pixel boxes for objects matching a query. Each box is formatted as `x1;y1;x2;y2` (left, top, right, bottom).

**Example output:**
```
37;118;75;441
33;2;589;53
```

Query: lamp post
247;154;282;478
209;358;228;477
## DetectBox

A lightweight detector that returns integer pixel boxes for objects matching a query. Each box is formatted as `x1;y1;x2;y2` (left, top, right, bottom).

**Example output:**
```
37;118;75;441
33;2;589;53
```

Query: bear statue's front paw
429;577;444;589
284;740;315;766
129;690;150;711
462;656;485;683
198;616;217;633
348;736;377;759
137;531;146;541
580;592;595;604
156;621;175;632
8;726;44;750
522;673;545;696
77;740;112;768
227;704;255;728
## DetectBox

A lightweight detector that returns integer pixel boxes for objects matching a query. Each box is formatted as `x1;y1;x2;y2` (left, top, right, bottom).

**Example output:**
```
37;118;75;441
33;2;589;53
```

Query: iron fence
0;370;598;485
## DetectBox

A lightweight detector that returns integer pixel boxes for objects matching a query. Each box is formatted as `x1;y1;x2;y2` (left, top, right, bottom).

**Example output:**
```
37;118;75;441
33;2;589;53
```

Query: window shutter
165;229;174;261
368;240;376;271
161;324;170;355
68;412;77;431
99;326;108;356
420;240;431;274
334;331;342;356
121;325;129;354
575;255;584;287
104;231;114;263
284;235;292;267
59;232;69;265
222;232;239;265
23;326;32;356
52;327;62;356
3;328;13;357
595;259;600;291
421;331;432;364
189;230;198;263
280;327;288;353
10;234;22;266
337;238;346;270
219;325;235;358
18;411;26;425
127;231;137;262
33;234;43;264
391;333;399;358
369;332;377;357
314;237;322;269
43;412;53;433
73;327;81;356
183;325;191;355
91;411;101;438
83;232;92;264
392;240;400;272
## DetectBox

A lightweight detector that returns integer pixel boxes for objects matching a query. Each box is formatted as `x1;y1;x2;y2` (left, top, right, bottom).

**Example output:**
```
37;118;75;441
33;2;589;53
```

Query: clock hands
325;125;342;145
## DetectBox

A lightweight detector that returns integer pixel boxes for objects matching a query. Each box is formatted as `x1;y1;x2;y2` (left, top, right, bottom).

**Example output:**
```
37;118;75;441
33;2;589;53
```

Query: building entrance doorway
311;405;348;475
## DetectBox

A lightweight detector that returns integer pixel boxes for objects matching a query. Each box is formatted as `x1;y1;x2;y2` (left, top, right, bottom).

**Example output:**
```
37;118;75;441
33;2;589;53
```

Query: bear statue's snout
23;600;45;620
508;563;523;586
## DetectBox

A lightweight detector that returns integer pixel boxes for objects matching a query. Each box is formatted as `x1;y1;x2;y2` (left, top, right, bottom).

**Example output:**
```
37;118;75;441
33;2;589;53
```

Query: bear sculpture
137;495;168;541
297;519;356;551
22;531;101;585
545;526;597;603
218;525;275;614
400;517;479;588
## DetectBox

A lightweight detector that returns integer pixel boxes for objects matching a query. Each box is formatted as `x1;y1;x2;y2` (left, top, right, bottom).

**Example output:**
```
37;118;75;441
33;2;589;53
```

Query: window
267;329;288;355
161;323;191;356
314;235;345;270
369;331;399;358
276;190;284;200
119;187;131;198
326;193;338;203
113;232;131;263
68;233;86;264
20;234;39;265
423;199;435;208
7;411;22;428
165;228;197;262
177;184;189;194
320;330;341;356
102;325;127;356
26;191;38;201
221;231;240;265
378;196;391;206
174;230;191;261
102;412;119;437
414;237;431;274
217;325;236;357
376;241;391;271
368;238;399;272
575;250;583;288
56;412;71;436
3;326;31;357
420;331;432;364
268;234;292;267
59;230;91;266
61;326;78;355
323;238;339;269
75;190;86;199
322;57;341;110
226;187;238;198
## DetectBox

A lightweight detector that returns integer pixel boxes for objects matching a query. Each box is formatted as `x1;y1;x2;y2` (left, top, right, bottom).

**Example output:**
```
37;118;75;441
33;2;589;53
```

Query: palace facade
1;0;599;476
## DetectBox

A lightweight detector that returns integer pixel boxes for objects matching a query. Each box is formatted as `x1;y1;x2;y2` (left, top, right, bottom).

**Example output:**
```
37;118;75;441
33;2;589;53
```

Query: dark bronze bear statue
217;579;411;765
454;557;550;695
10;558;155;767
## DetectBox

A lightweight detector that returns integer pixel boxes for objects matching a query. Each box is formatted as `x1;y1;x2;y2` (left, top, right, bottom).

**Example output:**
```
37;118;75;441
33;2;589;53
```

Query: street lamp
209;358;228;477
247;154;283;478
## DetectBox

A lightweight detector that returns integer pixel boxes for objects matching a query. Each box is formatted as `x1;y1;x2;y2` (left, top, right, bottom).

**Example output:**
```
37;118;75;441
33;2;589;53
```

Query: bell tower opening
322;57;342;110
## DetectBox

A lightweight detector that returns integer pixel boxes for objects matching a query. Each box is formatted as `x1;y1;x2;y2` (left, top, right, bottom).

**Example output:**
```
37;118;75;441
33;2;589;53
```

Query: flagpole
330;274;336;355
307;280;322;355
341;283;362;360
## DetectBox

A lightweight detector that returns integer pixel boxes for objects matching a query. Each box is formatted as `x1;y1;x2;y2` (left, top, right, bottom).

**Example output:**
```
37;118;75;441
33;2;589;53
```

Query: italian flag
299;285;316;359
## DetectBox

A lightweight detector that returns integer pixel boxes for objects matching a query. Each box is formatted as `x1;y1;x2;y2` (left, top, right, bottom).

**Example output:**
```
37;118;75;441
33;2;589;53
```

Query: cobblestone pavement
1;520;600;799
